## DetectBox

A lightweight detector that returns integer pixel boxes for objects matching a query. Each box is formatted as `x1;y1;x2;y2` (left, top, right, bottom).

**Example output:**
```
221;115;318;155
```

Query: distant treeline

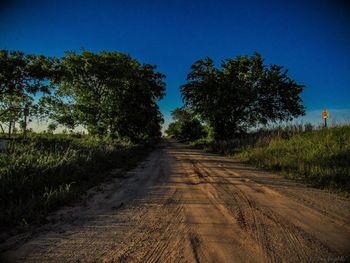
0;49;166;141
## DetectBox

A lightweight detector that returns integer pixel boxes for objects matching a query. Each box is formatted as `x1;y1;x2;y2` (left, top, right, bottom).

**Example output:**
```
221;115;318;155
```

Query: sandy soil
1;139;350;262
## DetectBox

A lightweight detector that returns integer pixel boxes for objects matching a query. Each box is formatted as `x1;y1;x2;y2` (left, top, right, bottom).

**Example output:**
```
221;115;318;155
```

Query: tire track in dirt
182;152;348;262
179;158;264;262
1;140;349;263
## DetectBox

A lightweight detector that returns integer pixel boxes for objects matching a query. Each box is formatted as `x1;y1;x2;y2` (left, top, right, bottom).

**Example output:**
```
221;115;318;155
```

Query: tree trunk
24;113;27;139
0;123;5;134
8;120;12;138
23;105;29;139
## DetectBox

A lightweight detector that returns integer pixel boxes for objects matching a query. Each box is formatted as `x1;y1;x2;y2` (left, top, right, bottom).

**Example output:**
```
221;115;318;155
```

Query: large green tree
181;53;305;139
45;50;165;140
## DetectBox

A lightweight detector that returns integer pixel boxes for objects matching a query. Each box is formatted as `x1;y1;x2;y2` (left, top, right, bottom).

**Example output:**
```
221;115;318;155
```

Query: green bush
190;137;213;150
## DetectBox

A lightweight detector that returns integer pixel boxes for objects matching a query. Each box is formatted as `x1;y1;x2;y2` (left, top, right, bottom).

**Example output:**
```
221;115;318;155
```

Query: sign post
322;109;329;127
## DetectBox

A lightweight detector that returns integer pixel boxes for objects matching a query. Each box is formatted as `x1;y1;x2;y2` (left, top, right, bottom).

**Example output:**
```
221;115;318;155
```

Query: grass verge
0;133;155;234
191;125;350;194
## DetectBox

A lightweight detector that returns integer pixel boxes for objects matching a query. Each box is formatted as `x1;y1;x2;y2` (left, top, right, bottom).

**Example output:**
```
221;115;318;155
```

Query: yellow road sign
322;109;329;119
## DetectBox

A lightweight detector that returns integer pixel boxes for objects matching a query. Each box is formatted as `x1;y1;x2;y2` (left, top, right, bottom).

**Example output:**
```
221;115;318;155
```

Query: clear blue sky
1;0;350;128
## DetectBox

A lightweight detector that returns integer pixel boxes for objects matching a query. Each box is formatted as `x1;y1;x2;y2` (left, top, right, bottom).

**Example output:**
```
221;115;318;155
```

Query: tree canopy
0;50;58;136
0;50;57;99
46;50;166;140
0;49;166;141
165;107;206;141
181;53;305;139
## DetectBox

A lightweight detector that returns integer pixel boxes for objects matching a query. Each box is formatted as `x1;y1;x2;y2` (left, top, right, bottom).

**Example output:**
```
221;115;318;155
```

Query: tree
0;50;57;99
171;107;193;123
165;108;206;141
181;53;305;140
47;122;58;133
0;50;57;137
165;122;182;138
39;95;78;131
45;50;165;140
0;94;32;136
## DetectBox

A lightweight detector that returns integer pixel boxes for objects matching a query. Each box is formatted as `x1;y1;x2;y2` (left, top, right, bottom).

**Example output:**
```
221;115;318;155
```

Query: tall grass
191;124;350;193
0;133;154;230
191;123;316;154
235;125;350;193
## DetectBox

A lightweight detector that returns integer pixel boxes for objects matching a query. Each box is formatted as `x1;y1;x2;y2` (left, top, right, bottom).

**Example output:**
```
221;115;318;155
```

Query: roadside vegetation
166;53;349;194
0;133;154;230
189;124;350;194
234;125;350;193
0;49;165;230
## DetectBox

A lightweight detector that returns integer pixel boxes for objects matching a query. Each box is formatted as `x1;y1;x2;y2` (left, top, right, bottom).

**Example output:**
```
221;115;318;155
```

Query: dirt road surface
1;140;350;262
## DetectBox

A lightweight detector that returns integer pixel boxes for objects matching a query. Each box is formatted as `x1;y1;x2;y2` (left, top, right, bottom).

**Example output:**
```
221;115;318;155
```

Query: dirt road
2;140;350;262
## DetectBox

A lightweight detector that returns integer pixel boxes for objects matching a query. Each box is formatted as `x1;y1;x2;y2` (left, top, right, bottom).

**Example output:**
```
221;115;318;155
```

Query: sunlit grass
191;124;350;193
234;125;350;193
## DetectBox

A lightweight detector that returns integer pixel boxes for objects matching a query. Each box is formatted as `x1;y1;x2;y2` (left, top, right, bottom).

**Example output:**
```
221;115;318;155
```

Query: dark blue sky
1;0;350;127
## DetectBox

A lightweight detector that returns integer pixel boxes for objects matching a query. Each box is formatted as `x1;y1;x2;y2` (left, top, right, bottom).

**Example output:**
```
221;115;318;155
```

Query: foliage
0;50;58;136
0;49;165;232
191;124;349;193
1;49;166;141
0;95;31;135
47;122;58;133
234;125;350;192
42;50;165;140
165;108;206;141
181;53;305;140
0;50;56;99
0;133;154;228
191;123;316;153
165;122;182;138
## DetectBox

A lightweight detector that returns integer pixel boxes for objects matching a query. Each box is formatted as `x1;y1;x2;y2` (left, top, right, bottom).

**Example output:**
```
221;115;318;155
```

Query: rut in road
1;140;350;262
